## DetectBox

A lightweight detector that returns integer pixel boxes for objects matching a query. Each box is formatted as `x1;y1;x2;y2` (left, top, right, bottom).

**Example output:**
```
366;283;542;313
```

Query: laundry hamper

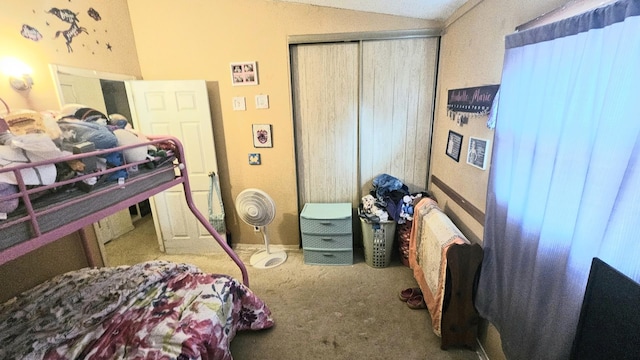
360;218;396;268
208;172;227;234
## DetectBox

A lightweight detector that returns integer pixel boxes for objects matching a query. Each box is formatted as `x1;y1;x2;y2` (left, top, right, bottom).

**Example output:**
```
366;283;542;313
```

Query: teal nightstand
300;203;353;265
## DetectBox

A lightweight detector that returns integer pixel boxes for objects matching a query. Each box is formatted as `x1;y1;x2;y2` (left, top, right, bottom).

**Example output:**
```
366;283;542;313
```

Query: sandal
399;287;422;302
406;294;427;309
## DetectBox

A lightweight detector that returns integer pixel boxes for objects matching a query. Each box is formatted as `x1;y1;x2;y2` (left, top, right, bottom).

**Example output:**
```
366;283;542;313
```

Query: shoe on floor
399;287;422;302
406;294;427;309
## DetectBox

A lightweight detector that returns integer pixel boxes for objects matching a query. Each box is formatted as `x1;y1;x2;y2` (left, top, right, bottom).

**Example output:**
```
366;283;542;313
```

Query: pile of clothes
358;173;432;267
359;173;429;224
0;104;173;215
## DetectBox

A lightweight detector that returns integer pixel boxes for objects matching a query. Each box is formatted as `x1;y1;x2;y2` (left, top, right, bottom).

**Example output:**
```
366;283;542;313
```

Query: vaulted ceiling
273;0;470;21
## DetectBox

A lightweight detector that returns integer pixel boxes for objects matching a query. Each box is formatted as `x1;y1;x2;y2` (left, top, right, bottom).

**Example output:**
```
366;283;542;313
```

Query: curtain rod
516;0;618;31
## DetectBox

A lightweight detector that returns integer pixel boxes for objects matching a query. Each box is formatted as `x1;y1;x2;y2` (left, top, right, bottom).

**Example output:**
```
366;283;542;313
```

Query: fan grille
235;188;276;227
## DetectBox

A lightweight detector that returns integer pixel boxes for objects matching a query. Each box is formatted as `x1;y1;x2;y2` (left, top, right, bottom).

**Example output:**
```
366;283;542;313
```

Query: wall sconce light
0;57;34;91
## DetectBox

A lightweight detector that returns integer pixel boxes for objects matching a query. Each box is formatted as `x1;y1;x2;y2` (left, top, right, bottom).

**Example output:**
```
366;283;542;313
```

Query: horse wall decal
46;7;88;53
54;22;88;53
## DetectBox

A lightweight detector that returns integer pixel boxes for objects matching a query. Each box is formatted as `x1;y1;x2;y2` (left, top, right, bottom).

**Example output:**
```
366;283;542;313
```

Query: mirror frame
49;64;137;109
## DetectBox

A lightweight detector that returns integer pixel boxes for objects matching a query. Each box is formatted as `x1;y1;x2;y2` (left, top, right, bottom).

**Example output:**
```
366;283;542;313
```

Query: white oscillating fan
235;188;287;269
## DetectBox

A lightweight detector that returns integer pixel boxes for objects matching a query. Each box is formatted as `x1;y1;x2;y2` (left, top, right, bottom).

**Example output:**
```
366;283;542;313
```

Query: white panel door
291;42;360;207
127;80;225;254
360;38;438;194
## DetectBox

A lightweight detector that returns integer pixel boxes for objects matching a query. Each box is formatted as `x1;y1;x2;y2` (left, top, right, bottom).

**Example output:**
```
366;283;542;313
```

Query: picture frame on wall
230;61;258;86
446;130;463;162
249;153;261;165
467;137;490;170
252;124;273;148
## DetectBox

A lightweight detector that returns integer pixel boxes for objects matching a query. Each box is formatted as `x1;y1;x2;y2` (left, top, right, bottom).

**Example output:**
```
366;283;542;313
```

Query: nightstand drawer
303;248;353;265
302;233;352;249
300;217;351;235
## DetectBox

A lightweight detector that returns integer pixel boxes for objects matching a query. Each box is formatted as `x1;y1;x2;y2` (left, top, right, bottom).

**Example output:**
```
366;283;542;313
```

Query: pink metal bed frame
0;135;249;286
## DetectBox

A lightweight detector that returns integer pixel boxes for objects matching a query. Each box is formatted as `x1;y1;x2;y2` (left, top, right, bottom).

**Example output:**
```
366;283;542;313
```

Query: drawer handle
319;221;332;225
322;253;335;257
321;237;334;241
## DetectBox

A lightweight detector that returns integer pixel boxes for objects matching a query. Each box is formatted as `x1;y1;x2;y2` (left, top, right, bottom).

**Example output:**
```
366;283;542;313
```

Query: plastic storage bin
360;218;396;268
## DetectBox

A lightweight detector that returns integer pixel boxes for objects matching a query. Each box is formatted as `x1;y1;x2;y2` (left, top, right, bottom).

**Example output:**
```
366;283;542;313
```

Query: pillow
58;103;86;118
0;134;61;185
74;108;108;125
113;129;148;163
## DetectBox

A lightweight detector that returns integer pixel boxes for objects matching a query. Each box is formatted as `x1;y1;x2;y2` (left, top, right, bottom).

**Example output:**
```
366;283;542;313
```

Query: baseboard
476;338;490;360
232;243;301;252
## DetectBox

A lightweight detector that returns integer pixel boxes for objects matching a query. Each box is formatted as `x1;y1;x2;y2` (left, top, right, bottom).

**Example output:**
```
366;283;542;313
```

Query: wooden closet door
360;38;438;195
292;43;360;207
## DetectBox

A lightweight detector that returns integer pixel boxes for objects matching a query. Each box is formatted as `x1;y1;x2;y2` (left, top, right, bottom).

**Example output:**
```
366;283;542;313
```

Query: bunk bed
0;129;272;359
0;134;247;280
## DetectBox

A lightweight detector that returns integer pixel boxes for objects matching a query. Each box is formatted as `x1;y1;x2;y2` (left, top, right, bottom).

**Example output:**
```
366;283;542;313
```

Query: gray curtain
476;1;640;359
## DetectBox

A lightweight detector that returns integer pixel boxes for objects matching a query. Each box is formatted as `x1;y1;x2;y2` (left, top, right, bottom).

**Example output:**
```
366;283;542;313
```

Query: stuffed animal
361;194;389;222
362;194;376;212
399;195;415;222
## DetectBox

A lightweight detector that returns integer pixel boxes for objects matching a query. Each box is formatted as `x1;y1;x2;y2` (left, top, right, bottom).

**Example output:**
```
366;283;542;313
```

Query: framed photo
446;130;463;162
248;153;261;165
252;124;273;148
467;137;490;170
230;61;258;86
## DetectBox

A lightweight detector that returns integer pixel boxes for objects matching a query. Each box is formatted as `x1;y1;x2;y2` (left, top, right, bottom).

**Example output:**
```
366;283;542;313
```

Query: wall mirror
48;64;151;262
49;64;137;125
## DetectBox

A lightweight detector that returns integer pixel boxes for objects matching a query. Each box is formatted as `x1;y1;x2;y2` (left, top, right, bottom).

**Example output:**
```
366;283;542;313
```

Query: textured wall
0;1;141;110
0;0;139;301
434;0;574;358
127;0;437;248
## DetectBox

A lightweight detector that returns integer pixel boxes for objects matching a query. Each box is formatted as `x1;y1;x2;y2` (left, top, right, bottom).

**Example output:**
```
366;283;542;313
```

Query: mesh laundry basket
208;172;227;234
360;218;396;268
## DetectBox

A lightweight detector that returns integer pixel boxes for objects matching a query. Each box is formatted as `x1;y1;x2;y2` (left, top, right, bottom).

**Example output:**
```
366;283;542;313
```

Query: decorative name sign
447;85;499;126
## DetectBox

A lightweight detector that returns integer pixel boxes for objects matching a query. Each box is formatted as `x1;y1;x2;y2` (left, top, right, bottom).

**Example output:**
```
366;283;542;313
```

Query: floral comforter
0;261;273;360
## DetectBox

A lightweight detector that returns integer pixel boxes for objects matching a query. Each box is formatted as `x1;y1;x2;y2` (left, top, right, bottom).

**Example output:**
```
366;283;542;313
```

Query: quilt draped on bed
0;261;273;360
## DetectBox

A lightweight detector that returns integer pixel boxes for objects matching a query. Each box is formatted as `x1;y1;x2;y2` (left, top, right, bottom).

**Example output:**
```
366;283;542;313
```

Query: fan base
250;249;287;269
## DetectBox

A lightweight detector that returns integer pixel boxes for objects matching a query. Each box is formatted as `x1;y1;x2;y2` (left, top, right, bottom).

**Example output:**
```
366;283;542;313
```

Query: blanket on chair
409;198;469;336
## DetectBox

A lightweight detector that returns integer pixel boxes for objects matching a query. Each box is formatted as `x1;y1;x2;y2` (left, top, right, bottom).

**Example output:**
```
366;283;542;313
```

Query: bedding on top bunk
0;111;179;249
0;260;274;360
0;107;163;215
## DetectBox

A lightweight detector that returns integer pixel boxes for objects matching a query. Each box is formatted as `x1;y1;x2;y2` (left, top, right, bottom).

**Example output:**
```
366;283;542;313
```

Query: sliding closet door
292;43;359;207
360;38;438;194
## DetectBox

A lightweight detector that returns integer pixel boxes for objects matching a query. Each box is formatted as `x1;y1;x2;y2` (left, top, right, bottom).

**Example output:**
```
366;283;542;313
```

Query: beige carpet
106;216;480;360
